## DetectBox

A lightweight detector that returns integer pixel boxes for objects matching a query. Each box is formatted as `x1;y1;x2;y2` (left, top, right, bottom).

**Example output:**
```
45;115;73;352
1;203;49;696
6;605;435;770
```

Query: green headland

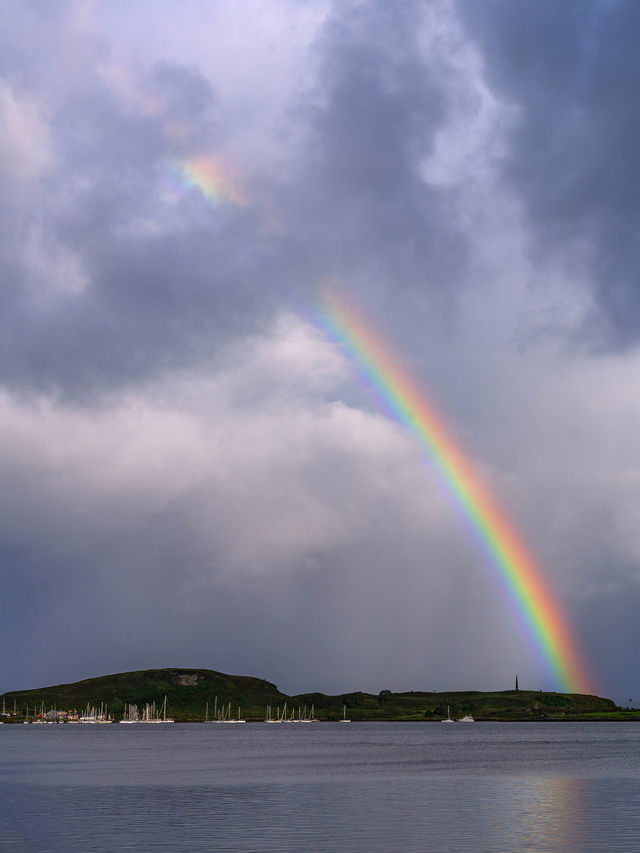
0;668;632;722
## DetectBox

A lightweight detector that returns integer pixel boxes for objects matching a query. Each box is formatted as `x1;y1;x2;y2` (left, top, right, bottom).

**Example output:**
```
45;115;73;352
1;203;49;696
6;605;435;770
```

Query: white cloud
419;0;516;191
24;228;89;297
7;307;637;689
4;309;637;692
0;315;450;580
0;83;52;182
91;0;330;168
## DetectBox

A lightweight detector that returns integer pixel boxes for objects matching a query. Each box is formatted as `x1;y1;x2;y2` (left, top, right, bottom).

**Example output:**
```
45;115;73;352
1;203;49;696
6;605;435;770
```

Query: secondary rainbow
168;155;246;207
319;291;593;695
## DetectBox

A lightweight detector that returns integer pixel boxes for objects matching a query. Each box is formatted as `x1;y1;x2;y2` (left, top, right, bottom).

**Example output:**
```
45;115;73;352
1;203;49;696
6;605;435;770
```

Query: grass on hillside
0;669;620;722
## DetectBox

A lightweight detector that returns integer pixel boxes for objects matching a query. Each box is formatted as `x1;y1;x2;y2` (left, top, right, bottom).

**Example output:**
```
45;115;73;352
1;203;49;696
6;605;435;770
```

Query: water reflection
488;776;584;852
3;776;638;852
2;725;640;852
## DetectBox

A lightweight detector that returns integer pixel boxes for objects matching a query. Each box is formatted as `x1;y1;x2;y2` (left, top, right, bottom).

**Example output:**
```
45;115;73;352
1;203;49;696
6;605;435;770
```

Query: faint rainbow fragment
167;155;247;207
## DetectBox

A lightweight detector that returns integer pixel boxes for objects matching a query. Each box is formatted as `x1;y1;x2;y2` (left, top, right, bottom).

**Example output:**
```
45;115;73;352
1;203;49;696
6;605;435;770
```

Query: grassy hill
0;668;623;721
1;669;286;721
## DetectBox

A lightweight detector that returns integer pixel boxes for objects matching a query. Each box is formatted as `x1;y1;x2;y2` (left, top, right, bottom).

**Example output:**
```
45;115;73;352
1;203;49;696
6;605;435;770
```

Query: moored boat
442;705;454;723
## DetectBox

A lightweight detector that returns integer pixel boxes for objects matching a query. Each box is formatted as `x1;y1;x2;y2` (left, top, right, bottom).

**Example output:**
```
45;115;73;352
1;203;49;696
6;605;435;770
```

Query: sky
2;0;640;704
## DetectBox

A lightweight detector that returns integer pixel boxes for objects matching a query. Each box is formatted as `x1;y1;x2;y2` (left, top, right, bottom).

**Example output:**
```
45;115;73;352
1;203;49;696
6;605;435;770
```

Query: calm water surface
1;722;640;851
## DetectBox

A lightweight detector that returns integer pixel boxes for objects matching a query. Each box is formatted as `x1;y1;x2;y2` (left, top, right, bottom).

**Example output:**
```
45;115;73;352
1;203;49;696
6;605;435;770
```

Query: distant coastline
0;668;631;723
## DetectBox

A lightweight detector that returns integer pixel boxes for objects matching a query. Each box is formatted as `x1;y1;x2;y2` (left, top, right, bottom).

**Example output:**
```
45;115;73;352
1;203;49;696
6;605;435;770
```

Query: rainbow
319;291;593;695
168;155;246;207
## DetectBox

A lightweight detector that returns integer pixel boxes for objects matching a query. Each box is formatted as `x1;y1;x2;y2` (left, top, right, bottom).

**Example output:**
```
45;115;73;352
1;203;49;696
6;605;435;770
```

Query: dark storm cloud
286;0;467;300
5;0;636;704
456;0;640;348
0;69;271;395
0;0;471;397
150;61;216;122
0;3;276;396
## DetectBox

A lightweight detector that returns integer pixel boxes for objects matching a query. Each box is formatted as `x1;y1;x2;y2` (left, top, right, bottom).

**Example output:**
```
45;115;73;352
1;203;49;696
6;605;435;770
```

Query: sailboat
208;696;226;722
210;696;222;722
222;704;246;723
339;704;350;723
265;704;283;723
441;705;454;723
158;695;174;723
299;704;314;723
119;703;140;723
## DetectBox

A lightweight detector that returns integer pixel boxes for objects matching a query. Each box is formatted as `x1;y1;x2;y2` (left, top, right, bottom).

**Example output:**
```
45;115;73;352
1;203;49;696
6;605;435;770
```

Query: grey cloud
284;0;467;300
456;0;640;348
0;45;273;395
151;61;216;122
0;333;546;696
3;0;636;705
0;0;474;398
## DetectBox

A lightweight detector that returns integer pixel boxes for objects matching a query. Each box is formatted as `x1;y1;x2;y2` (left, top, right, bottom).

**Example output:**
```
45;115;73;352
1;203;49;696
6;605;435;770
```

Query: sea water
1;722;640;851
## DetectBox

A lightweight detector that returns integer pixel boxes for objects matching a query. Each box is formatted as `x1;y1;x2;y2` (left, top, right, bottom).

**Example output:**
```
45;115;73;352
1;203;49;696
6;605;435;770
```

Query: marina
7;697;337;726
